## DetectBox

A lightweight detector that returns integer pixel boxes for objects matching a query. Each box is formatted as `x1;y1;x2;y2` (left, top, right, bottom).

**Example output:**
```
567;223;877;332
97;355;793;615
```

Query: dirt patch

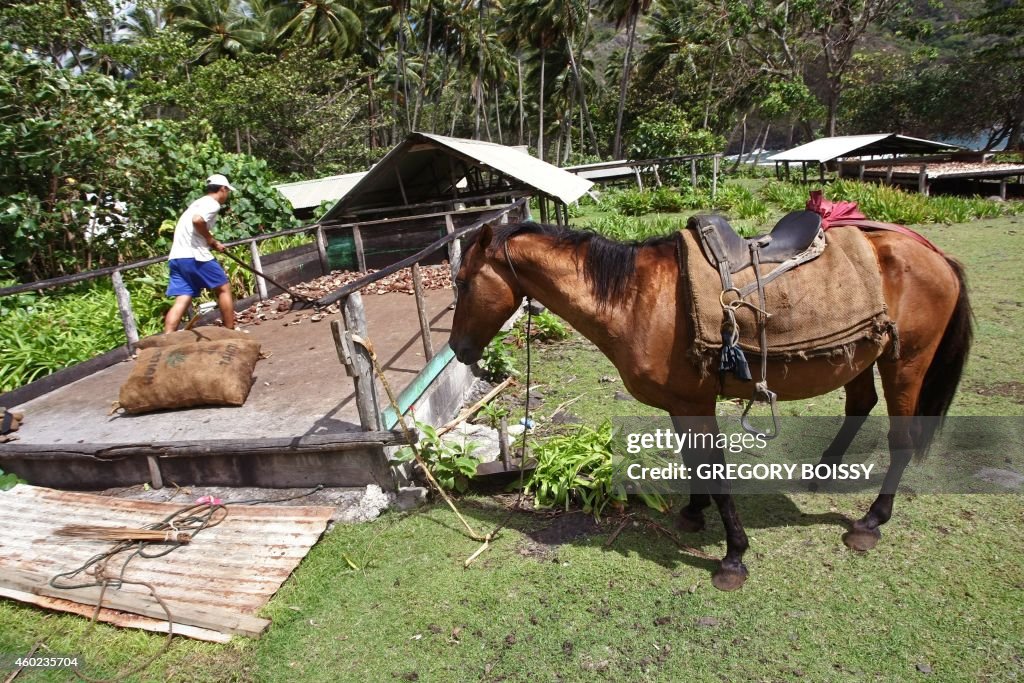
517;511;602;560
974;381;1024;403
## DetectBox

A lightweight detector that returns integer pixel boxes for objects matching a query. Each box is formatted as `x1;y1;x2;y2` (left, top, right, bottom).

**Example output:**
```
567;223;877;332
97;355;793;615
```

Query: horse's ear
477;223;493;251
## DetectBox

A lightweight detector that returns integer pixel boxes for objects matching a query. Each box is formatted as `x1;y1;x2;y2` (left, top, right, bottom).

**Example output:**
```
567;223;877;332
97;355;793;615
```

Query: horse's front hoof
711;562;748;591
843;524;881;552
677;510;705;533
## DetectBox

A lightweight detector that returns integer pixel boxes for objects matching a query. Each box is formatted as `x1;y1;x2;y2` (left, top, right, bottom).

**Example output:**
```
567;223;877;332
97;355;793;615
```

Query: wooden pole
411;262;434;360
342;292;381;431
352;225;367;272
690;159;698;189
886;165;894;185
110;270;139;348
315;225;330;275
820;162;826;184
146;455;163;490
395;167;410;206
918;165;928;195
712;155;720;199
445;214;461;298
249;241;268;300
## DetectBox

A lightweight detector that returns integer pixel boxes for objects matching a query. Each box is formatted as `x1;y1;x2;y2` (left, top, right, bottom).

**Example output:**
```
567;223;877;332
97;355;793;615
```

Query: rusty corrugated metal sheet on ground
0;485;334;641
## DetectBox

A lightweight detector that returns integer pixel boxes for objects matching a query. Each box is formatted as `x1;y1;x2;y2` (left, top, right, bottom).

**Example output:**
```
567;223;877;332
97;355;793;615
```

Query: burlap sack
135;327;255;351
681;225;892;369
119;339;261;414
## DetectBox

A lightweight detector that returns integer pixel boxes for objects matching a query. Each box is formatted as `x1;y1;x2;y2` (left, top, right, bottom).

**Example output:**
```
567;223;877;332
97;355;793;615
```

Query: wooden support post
411;262;434;360
918;165;928;195
498;417;511;471
858;163;865;181
110;270;139;348
146;455;163;490
249;241;268;300
395;167;410;206
555;202;565;227
785;161;791;180
802;162;808;183
775;161;780;180
342;292;381;431
712;155;719;199
352;225;367;272
820;162;826;183
634;166;643;191
886;165;894;185
539;197;549;223
653;165;662;187
690;159;698;189
444;214;461;297
1000;178;1007;201
315;225;329;275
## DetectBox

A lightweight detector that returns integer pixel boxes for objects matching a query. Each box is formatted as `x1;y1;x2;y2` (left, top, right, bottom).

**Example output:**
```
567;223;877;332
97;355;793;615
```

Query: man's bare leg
164;295;193;333
213;283;235;329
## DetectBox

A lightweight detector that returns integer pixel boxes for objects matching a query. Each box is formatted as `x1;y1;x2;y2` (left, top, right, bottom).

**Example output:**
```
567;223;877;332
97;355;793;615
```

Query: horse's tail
914;256;973;457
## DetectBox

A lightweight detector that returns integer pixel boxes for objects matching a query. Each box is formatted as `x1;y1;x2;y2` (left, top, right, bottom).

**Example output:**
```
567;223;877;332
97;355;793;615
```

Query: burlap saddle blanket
679;225;894;373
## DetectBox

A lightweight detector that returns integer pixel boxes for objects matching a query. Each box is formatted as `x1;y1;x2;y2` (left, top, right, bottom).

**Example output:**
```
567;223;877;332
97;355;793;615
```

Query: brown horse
448;220;972;590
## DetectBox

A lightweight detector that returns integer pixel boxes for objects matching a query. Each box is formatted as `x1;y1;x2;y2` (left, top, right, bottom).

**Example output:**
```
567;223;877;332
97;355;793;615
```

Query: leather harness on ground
690;210;826;438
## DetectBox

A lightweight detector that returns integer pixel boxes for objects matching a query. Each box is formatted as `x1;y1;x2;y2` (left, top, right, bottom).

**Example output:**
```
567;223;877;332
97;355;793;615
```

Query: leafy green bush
0;271;167;392
758;181;810;212
481;334;518;381
476;400;509;429
587;215;681;242
392;422;481;493
526;422;667;517
530;310;571;341
0;467;26;490
613;189;653;216
649;187;686;213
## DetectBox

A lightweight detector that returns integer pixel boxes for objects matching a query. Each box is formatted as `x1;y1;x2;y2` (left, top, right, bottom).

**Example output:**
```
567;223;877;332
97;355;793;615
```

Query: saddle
690;211;824;274
689;210;826;439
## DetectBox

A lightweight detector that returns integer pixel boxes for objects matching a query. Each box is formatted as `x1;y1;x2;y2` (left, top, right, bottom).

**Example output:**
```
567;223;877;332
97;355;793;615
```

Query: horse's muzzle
448;339;482;365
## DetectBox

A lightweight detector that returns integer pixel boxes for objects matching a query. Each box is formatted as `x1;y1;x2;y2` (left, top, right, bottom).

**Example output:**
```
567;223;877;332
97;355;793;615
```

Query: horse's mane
489;222;676;305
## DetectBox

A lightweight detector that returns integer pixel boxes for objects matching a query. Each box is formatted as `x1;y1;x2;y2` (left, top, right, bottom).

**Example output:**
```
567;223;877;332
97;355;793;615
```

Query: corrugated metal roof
0;485;333;639
274;171;368;211
322;133;593;220
769;134;960;163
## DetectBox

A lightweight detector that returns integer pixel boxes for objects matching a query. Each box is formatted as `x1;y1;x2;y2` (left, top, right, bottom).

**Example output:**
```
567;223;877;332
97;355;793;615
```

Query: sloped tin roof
322;133;593;219
274;171;368;211
769;134;960;163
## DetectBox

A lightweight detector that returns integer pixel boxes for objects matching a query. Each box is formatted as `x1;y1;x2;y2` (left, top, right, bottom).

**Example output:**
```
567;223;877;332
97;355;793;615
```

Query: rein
487;238;534;537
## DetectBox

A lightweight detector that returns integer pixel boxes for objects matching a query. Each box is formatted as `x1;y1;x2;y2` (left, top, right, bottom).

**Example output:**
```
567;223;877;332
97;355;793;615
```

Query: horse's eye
454;279;467;290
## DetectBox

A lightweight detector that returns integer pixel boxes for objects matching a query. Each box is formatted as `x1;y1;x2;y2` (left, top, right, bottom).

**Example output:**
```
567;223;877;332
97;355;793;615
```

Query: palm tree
267;0;363;59
503;0;563;161
165;0;263;63
600;0;653;158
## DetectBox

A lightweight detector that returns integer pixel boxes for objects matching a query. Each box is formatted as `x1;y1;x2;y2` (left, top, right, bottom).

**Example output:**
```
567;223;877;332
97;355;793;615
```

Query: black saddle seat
690;210;823;274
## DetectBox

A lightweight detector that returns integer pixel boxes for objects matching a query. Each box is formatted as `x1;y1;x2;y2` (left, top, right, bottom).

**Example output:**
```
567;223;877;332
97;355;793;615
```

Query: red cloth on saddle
806;190;944;255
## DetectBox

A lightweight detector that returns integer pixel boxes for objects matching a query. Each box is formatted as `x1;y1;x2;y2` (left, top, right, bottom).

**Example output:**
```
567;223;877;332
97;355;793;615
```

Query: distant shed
314;132;593;272
768;133;1024;197
274;171;368;220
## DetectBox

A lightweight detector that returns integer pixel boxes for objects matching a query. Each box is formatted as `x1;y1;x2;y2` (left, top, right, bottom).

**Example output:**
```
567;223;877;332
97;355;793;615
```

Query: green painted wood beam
380;345;456;430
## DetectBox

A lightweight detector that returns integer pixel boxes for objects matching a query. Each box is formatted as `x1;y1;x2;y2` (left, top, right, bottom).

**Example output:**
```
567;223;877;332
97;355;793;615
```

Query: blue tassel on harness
720;341;752;381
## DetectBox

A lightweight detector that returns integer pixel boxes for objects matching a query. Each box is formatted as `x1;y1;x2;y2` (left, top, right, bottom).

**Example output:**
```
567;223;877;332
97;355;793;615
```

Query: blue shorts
167;258;228;297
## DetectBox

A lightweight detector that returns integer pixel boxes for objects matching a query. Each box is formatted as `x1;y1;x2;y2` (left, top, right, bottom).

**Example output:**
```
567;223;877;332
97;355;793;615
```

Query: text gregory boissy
625;462;876;481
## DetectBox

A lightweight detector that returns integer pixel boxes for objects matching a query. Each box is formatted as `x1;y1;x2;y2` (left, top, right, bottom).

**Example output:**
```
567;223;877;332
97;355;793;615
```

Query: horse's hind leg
809;366;878;492
843;360;922;551
674;417;712;532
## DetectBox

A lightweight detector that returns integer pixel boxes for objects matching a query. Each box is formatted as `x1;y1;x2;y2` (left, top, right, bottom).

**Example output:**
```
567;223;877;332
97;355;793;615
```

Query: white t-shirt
168;194;222;261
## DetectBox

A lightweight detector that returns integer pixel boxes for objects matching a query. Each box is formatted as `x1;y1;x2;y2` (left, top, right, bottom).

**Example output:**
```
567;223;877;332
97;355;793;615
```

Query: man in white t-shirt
163;174;237;333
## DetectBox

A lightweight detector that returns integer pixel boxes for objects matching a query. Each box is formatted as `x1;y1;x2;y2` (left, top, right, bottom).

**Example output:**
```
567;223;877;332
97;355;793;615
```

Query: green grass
1;198;1022;682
